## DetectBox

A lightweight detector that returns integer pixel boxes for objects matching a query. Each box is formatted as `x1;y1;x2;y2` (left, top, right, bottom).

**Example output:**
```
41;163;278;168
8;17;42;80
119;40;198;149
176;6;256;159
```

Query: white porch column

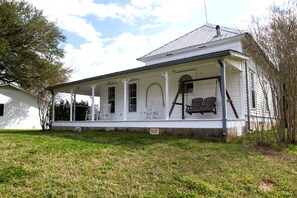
73;94;76;121
51;91;55;122
70;88;74;121
162;72;170;120
122;78;129;121
91;85;96;121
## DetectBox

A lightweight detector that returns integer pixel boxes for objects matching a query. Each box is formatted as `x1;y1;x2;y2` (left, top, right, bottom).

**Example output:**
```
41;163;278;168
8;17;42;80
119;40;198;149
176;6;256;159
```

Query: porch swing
185;79;218;115
169;75;239;120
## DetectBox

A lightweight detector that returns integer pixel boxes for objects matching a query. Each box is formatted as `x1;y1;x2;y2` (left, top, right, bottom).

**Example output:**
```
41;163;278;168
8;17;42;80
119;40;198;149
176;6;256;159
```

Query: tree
0;0;72;129
243;1;297;144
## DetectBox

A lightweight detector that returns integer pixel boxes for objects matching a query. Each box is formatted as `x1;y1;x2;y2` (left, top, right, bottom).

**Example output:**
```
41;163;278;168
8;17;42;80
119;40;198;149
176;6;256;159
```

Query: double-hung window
128;83;137;112
108;87;115;113
250;72;256;109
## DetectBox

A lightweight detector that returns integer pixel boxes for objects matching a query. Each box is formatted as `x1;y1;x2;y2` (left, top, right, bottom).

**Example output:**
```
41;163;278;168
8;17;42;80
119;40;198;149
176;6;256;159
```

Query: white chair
85;109;92;120
98;104;111;120
143;101;161;119
85;105;99;120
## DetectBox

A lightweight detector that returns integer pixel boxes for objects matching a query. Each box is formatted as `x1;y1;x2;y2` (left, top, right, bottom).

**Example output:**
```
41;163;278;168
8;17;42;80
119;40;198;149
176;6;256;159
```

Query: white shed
0;84;41;129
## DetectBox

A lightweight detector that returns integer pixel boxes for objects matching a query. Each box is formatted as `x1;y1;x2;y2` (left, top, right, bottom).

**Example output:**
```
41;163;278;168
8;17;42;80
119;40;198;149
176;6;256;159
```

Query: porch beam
182;75;221;84
218;59;227;136
162;72;170;120
91;85;96;121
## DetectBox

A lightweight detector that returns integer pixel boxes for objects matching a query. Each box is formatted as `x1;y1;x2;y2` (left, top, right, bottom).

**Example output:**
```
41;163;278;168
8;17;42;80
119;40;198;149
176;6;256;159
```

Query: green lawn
0;130;296;197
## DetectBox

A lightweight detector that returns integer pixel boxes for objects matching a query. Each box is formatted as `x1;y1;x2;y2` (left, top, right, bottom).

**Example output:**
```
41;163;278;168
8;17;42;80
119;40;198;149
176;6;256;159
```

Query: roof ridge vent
215;25;221;37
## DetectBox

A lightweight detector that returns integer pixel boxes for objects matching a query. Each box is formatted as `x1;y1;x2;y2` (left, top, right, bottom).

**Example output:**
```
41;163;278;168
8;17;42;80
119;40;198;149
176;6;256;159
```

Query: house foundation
51;123;245;141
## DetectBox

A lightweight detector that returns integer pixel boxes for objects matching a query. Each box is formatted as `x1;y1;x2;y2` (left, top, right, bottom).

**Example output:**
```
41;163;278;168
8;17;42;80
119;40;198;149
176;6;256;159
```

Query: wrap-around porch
48;50;248;137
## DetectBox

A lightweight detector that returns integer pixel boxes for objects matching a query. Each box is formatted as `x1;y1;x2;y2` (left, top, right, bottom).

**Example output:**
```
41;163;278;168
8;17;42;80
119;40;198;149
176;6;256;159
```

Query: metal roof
47;49;246;91
137;23;246;61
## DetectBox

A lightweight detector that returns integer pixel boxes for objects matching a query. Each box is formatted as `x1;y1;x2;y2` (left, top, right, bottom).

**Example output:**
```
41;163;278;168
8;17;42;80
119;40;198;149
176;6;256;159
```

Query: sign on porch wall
150;128;160;135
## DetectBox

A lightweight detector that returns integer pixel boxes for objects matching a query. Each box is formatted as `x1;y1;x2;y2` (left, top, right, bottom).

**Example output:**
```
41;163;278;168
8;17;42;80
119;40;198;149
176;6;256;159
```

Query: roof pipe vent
215;25;221;37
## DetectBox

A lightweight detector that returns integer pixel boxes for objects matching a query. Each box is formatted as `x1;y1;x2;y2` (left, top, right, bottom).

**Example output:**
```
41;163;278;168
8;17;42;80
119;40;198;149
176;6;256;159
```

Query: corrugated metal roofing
138;23;245;60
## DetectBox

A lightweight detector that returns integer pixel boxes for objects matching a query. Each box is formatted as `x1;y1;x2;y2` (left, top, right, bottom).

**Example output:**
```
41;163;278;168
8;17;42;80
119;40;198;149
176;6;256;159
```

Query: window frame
108;86;115;113
250;72;256;109
263;81;269;112
179;74;194;94
128;82;137;112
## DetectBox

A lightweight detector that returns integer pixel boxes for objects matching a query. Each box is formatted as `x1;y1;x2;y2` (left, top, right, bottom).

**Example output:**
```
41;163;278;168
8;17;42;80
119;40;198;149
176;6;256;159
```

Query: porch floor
52;118;245;130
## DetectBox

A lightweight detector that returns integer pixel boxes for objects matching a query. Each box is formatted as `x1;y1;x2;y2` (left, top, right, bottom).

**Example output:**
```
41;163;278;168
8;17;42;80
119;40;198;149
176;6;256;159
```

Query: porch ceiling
58;84;101;96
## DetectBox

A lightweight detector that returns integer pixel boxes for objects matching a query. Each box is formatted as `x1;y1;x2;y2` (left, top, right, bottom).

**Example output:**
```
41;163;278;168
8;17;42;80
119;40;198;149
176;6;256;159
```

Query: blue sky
26;0;283;81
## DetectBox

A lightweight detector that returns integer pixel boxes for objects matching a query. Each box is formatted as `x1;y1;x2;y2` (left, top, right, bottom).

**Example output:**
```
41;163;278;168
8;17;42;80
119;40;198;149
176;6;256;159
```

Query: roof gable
137;23;246;61
0;84;37;99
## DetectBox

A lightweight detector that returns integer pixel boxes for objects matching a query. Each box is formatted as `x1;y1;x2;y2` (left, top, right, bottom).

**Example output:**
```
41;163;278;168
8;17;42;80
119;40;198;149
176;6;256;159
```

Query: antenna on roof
204;0;208;23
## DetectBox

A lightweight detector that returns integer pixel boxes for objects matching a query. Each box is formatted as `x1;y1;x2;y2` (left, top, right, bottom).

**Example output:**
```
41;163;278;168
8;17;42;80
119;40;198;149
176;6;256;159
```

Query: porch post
218;59;227;136
91;85;96;121
51;91;55;122
162;72;170;120
122;78;129;121
73;94;76;121
70;88;74;121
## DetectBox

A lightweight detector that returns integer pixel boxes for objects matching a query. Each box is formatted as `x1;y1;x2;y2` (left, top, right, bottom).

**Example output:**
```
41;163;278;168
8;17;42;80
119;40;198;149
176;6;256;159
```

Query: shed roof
137;23;246;61
0;83;37;98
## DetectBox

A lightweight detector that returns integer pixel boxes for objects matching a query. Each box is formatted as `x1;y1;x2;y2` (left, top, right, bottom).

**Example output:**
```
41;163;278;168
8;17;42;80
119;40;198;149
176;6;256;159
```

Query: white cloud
64;33;148;80
140;23;165;30
130;0;205;25
59;15;102;42
230;0;287;29
25;0;284;83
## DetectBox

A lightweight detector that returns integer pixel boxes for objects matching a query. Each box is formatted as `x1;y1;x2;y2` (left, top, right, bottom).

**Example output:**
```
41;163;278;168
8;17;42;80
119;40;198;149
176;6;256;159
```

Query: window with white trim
179;75;193;94
250;72;256;109
129;83;137;112
108;86;115;113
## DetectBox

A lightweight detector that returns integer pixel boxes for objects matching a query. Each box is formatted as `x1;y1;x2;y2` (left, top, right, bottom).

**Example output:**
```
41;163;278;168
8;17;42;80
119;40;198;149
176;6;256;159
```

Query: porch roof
46;49;248;92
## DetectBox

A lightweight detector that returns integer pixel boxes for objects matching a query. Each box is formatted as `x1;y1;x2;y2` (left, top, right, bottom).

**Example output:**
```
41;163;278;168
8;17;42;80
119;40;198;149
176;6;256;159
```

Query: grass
0;130;296;197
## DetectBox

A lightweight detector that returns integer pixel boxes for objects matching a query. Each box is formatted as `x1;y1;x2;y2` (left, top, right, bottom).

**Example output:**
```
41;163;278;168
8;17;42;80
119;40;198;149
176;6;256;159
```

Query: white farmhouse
0;84;41;129
47;23;273;139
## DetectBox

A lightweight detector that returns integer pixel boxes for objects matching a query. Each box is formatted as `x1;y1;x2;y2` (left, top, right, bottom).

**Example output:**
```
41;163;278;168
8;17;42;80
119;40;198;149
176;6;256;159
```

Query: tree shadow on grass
0;130;208;149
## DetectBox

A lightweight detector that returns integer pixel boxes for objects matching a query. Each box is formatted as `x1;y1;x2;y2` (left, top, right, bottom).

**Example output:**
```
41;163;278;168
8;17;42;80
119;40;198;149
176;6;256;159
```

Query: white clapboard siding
242;59;275;119
0;85;41;129
97;46;274;123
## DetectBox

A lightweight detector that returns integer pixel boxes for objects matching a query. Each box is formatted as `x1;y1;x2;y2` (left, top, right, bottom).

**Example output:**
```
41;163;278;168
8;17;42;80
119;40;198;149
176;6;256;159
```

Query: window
108;87;115;113
250;72;256;109
0;104;3;116
179;75;193;93
129;83;137;112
